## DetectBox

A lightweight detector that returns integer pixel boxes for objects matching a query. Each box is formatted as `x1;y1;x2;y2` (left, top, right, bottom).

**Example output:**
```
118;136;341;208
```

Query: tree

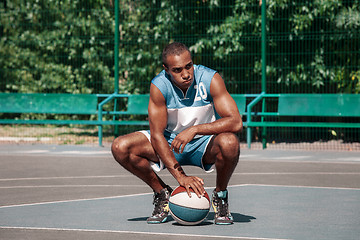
191;0;360;93
0;0;114;94
1;0;359;95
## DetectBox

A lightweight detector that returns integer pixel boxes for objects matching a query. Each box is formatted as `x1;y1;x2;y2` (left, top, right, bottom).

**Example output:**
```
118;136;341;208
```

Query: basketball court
0;144;359;240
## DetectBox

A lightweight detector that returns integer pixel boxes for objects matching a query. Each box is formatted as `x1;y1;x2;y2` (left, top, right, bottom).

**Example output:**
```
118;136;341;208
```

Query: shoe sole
215;221;233;225
147;217;168;224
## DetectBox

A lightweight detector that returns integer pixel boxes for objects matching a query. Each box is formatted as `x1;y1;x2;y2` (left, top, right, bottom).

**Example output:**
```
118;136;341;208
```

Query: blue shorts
139;130;215;173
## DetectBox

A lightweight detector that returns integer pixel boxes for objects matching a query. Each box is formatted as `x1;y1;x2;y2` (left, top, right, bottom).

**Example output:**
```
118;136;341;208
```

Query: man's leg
111;131;166;193
111;132;173;224
203;132;240;190
202;132;240;224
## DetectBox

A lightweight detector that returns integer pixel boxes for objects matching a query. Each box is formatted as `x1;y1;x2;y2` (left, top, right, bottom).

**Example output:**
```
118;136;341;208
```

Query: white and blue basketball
169;186;210;225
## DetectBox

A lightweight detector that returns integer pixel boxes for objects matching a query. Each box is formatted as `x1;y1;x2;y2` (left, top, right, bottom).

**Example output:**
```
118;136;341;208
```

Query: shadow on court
128;213;256;223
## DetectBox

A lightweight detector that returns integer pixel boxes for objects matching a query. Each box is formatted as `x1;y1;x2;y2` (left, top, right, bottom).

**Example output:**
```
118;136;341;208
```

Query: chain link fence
1;0;359;149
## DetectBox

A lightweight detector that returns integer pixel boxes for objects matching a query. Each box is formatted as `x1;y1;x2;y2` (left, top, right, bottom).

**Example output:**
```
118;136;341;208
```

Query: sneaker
146;186;173;224
212;189;234;225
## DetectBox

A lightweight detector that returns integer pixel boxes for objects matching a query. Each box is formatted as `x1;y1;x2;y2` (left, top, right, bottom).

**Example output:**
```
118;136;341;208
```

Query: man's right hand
178;175;205;198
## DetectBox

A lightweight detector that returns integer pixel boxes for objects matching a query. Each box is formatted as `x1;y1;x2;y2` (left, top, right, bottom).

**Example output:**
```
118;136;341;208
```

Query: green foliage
1;0;114;94
191;0;359;93
1;0;359;94
117;0;220;93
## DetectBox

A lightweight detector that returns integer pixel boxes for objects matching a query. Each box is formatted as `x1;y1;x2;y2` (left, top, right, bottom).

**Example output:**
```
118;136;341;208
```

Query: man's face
163;51;194;92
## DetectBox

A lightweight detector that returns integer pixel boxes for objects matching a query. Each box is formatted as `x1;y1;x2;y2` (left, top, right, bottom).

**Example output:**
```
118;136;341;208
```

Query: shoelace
214;197;229;217
219;199;229;217
152;192;167;215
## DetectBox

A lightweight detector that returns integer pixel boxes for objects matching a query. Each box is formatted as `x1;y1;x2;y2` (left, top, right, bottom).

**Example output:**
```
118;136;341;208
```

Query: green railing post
261;0;267;149
98;0;120;146
113;0;120;139
247;92;266;148
98;94;117;146
114;0;119;95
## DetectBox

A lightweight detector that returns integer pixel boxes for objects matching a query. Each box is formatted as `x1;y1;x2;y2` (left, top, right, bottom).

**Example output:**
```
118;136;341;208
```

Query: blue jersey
151;65;218;139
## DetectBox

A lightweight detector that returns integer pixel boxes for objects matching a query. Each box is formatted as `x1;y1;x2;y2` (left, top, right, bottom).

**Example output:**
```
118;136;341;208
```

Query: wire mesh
0;0;359;149
0;0;114;94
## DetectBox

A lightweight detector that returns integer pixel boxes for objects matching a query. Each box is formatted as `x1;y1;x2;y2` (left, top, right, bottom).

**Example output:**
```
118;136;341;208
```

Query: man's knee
111;136;130;162
215;133;240;166
217;133;240;152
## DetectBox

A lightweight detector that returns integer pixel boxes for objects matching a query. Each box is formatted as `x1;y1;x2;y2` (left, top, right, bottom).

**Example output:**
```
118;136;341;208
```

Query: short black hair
162;42;192;67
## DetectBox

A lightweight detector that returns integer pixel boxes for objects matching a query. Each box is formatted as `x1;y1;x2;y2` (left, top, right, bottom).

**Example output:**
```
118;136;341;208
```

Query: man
111;42;243;225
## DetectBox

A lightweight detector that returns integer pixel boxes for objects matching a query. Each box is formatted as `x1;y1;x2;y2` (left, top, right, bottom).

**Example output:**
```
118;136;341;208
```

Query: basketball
169;186;210;225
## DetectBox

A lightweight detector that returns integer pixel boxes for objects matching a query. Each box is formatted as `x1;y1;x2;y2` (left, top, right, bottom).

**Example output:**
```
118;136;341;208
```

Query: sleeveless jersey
151;64;218;139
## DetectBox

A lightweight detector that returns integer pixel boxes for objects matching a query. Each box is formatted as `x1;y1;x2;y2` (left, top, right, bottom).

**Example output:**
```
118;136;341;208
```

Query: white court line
0;149;110;155
0;184;148;189
275;156;311;160
336;157;360;161
0;226;292;240
240;154;259;158
2;176;360;191
0;153;111;159
1;171;359;182
0;192;153;209
0;151;111;157
51;151;110;155
2;183;360;210
0;175;131;181
241;159;360;164
228;183;360;191
19;150;50;154
235;172;360;175
0;185;247;209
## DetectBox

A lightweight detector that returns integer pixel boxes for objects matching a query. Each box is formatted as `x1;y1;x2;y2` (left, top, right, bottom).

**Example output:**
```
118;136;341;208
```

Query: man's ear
163;64;169;73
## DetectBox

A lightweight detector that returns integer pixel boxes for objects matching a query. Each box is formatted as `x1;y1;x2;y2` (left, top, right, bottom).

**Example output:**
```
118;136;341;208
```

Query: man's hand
171;127;197;153
178;175;205;198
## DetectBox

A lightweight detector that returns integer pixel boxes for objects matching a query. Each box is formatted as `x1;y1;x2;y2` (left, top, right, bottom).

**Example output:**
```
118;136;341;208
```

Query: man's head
162;42;192;68
162;42;194;92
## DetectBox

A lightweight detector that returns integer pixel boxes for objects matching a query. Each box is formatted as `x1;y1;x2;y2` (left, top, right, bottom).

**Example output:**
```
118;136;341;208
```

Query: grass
0;125;114;146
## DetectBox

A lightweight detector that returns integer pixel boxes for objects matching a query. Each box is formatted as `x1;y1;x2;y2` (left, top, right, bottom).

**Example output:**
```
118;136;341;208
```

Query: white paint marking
229;183;360;191
0;185;148;189
2;183;359;210
0;175;131;181
0;192;153;209
1;171;359;182
0;226;292;240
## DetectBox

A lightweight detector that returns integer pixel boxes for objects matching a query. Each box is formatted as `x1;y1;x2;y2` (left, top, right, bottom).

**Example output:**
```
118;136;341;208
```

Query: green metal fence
0;0;359;150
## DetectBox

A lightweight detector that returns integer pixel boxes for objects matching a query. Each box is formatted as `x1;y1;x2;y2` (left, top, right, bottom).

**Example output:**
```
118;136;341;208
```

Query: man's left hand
171;127;196;153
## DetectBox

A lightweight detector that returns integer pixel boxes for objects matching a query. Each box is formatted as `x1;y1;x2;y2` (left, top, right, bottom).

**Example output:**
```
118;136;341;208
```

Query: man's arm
148;83;205;197
209;72;243;132
170;73;243;153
